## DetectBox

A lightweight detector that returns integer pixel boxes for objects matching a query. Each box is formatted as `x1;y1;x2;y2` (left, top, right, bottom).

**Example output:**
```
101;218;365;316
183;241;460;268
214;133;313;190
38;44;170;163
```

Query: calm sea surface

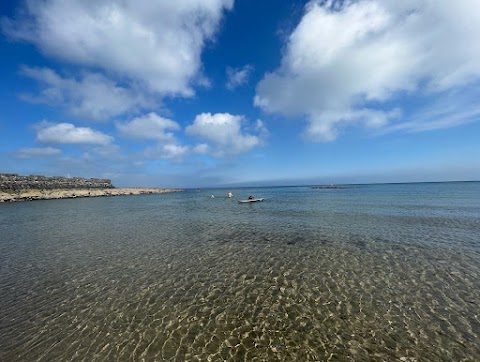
1;182;479;361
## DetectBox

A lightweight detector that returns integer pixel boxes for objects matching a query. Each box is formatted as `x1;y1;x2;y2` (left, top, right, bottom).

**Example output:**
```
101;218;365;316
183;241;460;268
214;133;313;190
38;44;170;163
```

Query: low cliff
0;173;113;191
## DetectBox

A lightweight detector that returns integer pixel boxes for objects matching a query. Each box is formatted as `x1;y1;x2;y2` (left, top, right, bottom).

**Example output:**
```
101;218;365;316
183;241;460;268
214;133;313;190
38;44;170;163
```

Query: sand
0;188;182;202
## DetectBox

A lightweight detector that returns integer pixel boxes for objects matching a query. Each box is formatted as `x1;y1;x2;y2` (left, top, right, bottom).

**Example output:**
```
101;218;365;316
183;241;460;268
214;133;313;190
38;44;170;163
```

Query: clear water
1;182;479;361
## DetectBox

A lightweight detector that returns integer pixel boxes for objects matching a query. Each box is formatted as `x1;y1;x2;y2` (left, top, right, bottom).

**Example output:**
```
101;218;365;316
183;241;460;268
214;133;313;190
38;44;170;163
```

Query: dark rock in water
348;234;367;248
287;236;305;245
373;236;392;244
354;239;367;248
318;238;330;245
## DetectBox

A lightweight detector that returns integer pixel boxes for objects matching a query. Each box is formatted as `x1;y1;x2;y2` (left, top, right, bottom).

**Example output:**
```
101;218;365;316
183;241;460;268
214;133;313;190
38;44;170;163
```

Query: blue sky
1;0;479;188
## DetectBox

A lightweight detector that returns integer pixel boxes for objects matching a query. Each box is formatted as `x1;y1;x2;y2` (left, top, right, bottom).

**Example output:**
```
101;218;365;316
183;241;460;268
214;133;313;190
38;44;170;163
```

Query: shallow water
1;182;480;361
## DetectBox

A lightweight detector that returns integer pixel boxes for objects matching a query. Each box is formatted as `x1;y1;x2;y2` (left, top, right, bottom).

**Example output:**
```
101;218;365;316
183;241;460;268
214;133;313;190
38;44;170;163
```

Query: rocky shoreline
0;188;182;203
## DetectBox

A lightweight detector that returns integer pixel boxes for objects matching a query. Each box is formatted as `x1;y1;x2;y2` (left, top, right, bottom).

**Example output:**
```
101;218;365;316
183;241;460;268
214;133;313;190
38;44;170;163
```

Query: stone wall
0;174;113;191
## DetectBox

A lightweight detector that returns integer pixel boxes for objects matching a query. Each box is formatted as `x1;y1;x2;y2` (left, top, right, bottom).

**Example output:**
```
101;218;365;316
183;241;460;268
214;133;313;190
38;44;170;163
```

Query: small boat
238;198;264;204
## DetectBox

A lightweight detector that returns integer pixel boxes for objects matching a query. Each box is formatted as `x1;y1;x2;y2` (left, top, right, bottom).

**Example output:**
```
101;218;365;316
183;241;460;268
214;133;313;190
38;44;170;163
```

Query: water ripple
1;186;480;361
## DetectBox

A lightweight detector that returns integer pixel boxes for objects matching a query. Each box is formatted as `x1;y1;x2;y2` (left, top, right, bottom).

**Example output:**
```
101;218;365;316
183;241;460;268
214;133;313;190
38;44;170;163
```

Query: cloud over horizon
116;112;180;141
186;112;267;156
15;146;61;159
144;143;190;160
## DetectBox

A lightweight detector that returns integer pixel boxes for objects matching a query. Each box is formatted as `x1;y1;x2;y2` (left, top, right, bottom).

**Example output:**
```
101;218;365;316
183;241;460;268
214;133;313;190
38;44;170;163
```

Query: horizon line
183;179;480;190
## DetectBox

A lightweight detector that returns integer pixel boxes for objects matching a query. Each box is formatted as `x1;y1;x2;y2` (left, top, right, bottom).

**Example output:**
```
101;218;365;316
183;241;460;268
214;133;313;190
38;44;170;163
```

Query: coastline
0;188;182;203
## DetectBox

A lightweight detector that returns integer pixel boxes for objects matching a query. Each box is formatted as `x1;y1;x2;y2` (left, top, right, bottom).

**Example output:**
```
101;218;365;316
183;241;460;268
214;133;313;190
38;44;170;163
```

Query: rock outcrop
0;173;182;202
0;173;113;191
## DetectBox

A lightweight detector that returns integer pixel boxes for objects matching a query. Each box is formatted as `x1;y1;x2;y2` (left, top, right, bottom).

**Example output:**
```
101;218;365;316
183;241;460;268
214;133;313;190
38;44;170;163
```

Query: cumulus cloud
186;112;266;156
20;66;151;121
116;112;180;141
226;64;254;90
255;0;480;140
117;112;190;161
3;0;233;96
36;122;113;145
145;143;189;160
15;146;61;158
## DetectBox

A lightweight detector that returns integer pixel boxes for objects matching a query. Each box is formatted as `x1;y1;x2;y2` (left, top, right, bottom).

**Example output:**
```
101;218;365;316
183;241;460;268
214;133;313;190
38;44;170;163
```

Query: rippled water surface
1;182;480;361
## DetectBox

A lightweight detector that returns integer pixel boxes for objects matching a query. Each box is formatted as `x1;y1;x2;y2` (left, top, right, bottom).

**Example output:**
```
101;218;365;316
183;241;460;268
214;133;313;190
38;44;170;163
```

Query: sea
1;182;479;361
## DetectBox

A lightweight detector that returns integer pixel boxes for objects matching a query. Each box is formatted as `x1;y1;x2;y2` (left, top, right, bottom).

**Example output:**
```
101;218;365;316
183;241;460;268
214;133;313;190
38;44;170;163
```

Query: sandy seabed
0;188;182;202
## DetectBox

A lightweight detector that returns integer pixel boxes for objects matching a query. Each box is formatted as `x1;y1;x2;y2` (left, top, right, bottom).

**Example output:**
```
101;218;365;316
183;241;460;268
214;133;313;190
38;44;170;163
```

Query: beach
0;187;182;202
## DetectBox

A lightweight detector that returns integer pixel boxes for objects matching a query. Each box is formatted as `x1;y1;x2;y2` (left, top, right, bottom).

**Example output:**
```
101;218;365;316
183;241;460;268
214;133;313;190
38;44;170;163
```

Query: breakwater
0;188;181;202
0;173;182;202
0;173;113;191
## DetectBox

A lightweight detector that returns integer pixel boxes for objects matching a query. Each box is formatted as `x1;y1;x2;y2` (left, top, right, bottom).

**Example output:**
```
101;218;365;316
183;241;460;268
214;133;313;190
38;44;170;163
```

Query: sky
1;0;480;188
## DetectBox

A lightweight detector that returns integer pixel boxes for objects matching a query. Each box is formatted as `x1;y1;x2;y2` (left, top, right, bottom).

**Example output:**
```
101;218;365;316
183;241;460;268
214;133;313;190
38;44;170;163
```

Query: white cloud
254;119;269;139
145;143;189;160
380;95;480;134
226;64;254;90
116;112;180;141
20;66;151;121
186;112;266;156
117;112;189;162
193;143;210;154
255;0;480;141
3;0;233;96
15;147;61;158
36;122;113;145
